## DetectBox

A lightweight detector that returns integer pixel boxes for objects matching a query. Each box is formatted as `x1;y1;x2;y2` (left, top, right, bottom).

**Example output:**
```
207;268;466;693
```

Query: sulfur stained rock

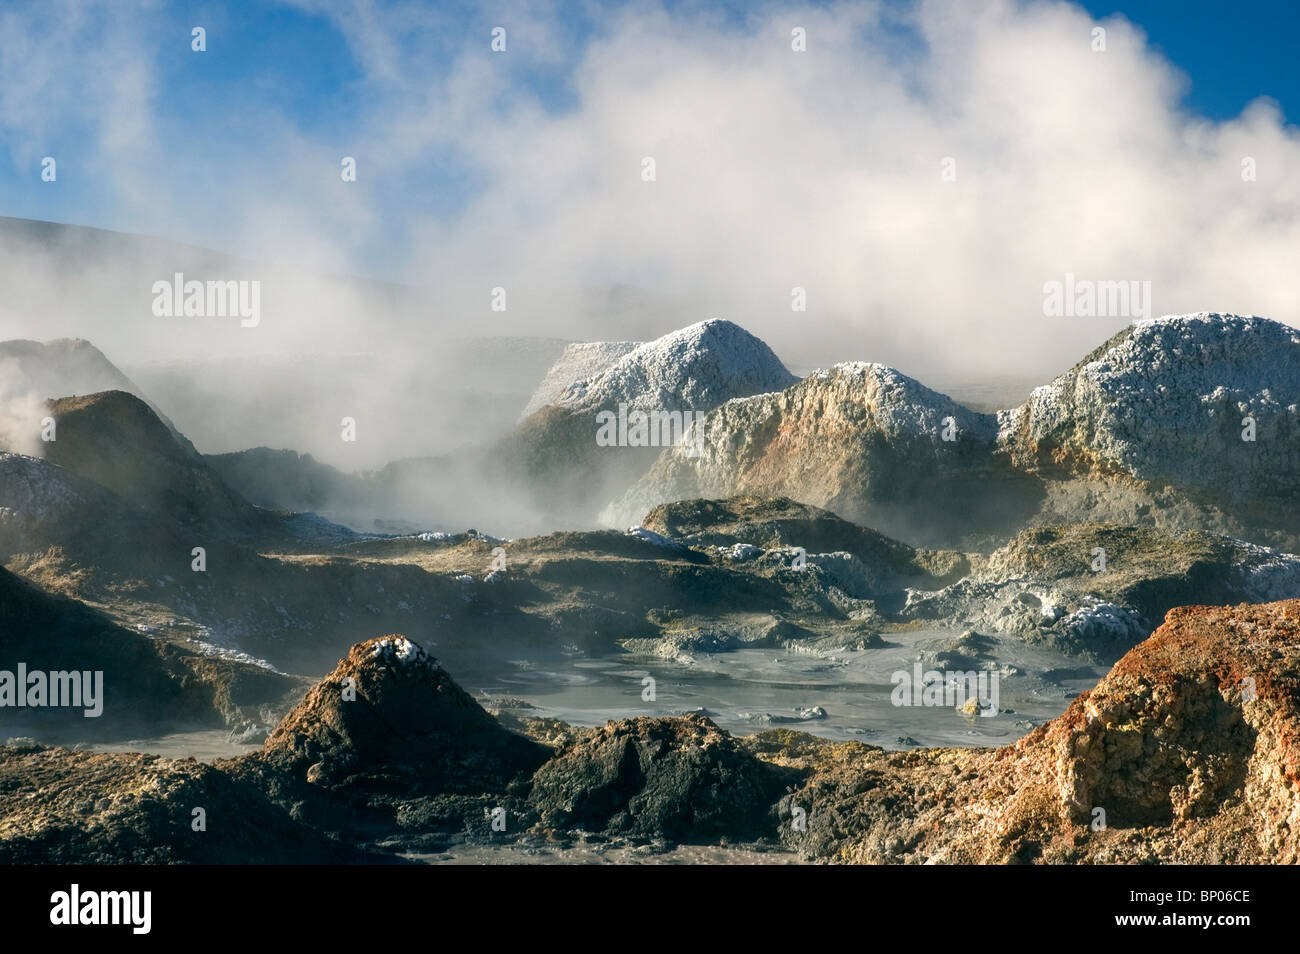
607;361;1030;546
768;598;1300;864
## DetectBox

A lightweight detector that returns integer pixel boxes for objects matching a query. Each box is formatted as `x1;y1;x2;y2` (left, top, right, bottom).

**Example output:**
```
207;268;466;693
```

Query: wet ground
454;627;1104;749
76;628;1104;761
85;729;258;761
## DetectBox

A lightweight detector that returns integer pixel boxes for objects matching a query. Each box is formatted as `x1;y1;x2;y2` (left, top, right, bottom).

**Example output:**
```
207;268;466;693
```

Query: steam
0;0;1297;530
0;1;1295;378
0;359;47;458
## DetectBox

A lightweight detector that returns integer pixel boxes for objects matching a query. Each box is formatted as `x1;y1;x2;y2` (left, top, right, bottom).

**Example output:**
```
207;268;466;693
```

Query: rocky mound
529;713;787;841
642;495;968;587
0;740;375;863
1001;313;1300;536
1002;314;1299;486
521;339;640;419
609;362;1038;545
259;635;548;792
0;565;306;741
42;390;264;533
0;338;191;450
496;320;798;528
770;598;1300;863
551;319;796;415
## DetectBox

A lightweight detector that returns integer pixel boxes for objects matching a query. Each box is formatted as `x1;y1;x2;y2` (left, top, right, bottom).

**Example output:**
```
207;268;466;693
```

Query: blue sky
1078;0;1299;120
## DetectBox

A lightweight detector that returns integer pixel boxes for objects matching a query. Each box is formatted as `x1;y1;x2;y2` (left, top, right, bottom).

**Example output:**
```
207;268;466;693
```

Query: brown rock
259;635;548;793
772;598;1300;863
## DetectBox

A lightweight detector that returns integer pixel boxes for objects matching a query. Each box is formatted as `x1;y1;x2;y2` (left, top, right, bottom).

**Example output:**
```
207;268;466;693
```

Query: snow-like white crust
371;636;438;668
555;319;798;414
1002;313;1300;495
522;340;640;419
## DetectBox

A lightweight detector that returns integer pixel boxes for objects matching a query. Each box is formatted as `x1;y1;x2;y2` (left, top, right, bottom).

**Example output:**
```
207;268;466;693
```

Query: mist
0;0;1297;524
0;358;45;458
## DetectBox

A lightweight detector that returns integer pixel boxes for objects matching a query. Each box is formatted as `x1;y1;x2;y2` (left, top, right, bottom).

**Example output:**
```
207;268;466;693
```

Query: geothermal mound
528;712;786;841
260;635;548;792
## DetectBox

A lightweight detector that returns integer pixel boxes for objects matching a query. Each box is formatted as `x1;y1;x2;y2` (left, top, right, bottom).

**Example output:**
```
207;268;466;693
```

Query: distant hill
42;390;265;534
0;336;190;451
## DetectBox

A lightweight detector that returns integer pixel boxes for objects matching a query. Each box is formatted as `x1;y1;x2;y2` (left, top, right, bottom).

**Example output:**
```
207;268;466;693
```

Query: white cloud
395;0;1300;377
0;0;1296;387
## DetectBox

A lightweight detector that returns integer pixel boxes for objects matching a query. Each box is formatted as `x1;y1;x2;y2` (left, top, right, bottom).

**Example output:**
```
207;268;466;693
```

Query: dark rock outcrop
0;565;304;741
257;635;549;793
0;740;377;864
43;390;265;534
205;447;355;513
529;713;788;841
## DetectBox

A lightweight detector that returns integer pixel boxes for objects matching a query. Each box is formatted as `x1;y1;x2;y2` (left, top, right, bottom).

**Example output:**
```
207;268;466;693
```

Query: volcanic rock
528;712;788;841
609;362;1037;545
502;319;798;527
1001;314;1300;490
769;598;1300;863
900;522;1300;659
259;635;548;792
1000;313;1300;544
0;740;375;863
